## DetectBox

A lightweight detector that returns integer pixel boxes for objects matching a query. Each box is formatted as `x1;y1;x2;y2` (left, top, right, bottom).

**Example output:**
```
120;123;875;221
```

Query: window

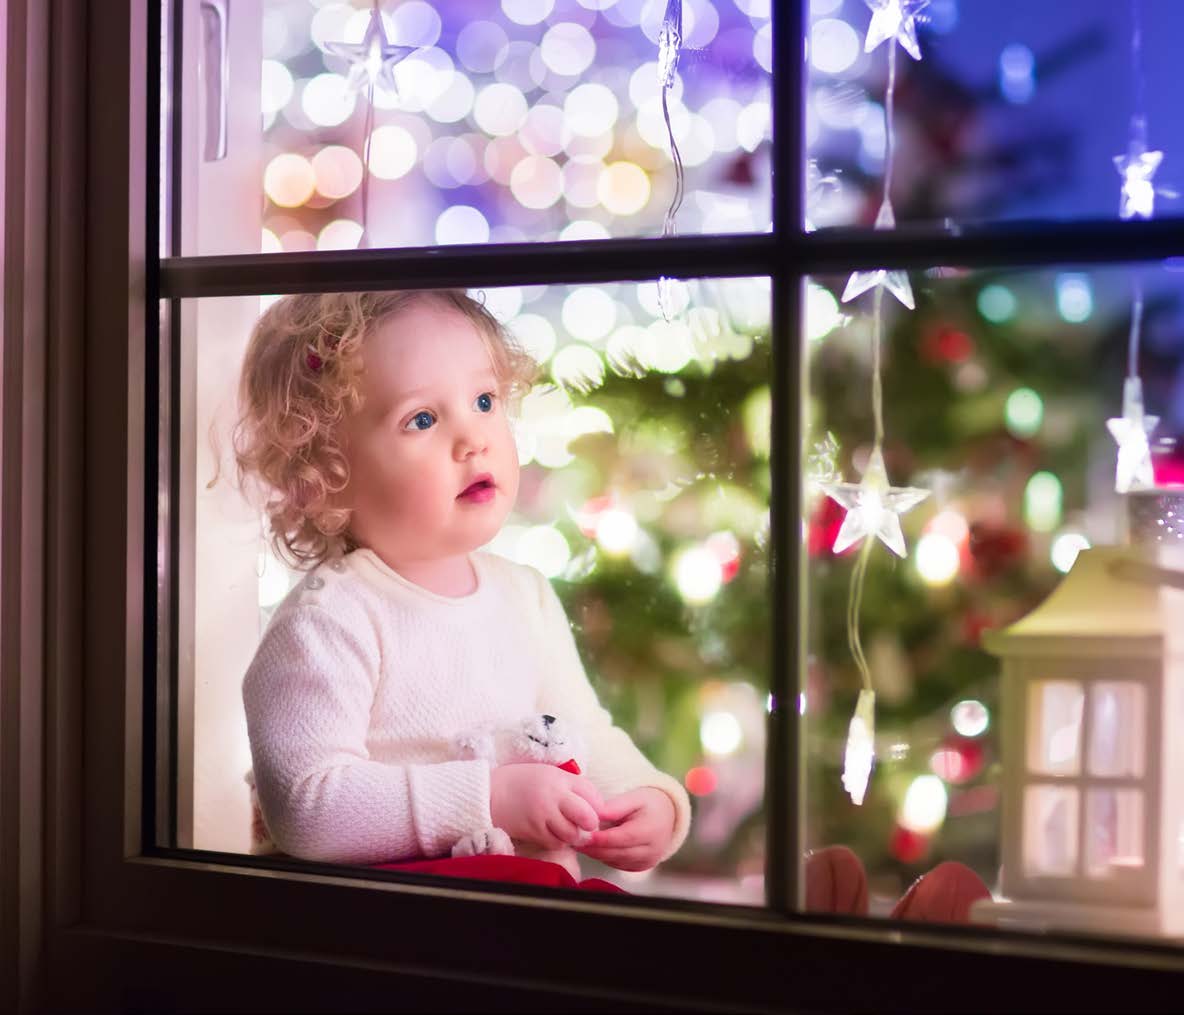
48;0;1184;1009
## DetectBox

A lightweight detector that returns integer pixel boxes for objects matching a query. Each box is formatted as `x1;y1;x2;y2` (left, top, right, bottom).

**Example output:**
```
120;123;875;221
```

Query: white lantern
971;546;1184;938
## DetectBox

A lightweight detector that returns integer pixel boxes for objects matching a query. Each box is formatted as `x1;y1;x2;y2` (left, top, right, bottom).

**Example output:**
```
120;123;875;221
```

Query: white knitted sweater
242;548;692;867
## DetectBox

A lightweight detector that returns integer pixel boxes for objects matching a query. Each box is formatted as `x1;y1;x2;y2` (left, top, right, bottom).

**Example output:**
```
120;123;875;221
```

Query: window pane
1024;785;1079;877
168;1;772;256
806;0;1184;230
1029;681;1084;777
1086;788;1144;878
804;260;1184;943
166;277;770;905
1088;681;1146;778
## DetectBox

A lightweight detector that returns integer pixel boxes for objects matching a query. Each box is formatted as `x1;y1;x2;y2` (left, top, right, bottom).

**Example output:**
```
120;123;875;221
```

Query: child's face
342;302;520;567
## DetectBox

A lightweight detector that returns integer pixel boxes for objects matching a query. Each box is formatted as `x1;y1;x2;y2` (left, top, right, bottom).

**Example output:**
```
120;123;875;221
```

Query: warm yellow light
900;774;949;833
914;532;960;586
597;161;651;216
263;153;316;208
311;145;364;200
673;546;724;605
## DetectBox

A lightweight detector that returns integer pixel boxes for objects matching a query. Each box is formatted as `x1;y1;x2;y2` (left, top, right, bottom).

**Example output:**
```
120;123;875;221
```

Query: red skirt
371;853;627;894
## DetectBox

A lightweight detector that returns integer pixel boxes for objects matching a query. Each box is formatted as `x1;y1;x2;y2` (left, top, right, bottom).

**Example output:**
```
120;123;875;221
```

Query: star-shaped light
818;447;930;557
842;200;915;309
1107;376;1158;493
863;0;931;61
325;7;418;97
843;689;876;806
657;0;683;88
1113;143;1165;220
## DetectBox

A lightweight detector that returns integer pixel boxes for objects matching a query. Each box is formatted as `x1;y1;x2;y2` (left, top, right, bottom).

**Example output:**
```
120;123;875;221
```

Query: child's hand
489;764;603;850
580;787;676;872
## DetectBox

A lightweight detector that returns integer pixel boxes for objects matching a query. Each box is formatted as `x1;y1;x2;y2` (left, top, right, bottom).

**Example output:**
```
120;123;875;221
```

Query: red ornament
1153;442;1184;486
960;611;995;647
889;825;930;865
967;522;1027;579
556;759;581;775
929;736;985;785
808;496;859;558
921;325;975;365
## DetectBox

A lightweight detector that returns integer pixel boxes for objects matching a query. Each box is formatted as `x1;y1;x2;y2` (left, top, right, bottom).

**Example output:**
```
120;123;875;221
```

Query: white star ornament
1114;146;1164;220
325;9;417;97
863;0;932;61
1107;377;1158;493
819;447;930;557
842;200;915;309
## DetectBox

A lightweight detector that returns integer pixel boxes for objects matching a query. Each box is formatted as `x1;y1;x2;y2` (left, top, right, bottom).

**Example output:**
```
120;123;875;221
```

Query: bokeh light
316;218;364;250
435;205;490;245
1024;471;1064;532
597;161;651;215
700;711;743;758
1005;387;1044;439
301;73;356;127
1051;531;1090;573
368;125;418;180
914;533;960;586
311;145;363;200
900;775;949;834
951;700;990;739
264;153;316;208
673;546;724;605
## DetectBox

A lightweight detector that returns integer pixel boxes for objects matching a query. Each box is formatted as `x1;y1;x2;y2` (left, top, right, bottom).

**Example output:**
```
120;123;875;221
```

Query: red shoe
890;861;991;924
804;845;869;916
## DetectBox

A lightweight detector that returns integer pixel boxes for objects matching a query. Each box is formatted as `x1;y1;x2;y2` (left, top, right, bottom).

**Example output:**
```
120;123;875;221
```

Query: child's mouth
457;474;496;504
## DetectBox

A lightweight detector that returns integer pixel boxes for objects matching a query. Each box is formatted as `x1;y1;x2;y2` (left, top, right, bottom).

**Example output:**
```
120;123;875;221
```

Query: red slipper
804;845;869;916
890;861;991;924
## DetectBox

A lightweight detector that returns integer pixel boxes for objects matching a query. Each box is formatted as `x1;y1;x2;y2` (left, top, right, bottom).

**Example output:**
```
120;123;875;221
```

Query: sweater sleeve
529;571;692;863
242;601;492;864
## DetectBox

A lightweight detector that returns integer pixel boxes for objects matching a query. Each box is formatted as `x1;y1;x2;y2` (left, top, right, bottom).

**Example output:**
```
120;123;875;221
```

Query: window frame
33;0;1184;1008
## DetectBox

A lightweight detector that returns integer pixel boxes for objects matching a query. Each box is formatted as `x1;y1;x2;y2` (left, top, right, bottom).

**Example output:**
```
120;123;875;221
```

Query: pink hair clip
306;347;323;372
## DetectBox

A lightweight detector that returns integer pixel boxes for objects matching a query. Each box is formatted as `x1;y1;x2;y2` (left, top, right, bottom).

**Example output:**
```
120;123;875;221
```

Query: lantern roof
984;546;1184;659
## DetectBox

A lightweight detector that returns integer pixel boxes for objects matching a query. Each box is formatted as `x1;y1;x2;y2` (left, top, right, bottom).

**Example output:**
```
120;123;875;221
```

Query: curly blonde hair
233;289;538;570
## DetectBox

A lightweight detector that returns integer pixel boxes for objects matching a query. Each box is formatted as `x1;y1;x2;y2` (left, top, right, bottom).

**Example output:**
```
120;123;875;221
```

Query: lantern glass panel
1087;682;1146;778
1028;680;1084;777
1023;784;1079;877
1085;788;1145;878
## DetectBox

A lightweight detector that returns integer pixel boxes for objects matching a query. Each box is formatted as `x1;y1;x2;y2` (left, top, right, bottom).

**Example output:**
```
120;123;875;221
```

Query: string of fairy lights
1106;0;1174;497
817;0;934;807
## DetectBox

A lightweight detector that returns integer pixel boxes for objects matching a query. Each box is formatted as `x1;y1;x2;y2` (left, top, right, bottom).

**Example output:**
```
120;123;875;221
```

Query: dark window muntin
145;0;1184;924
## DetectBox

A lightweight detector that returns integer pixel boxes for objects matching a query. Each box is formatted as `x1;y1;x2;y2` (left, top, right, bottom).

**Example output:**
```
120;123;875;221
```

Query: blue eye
474;392;495;413
404;410;436;432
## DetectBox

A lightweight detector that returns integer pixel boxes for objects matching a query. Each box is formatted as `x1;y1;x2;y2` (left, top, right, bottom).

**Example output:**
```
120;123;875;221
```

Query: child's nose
453;427;488;460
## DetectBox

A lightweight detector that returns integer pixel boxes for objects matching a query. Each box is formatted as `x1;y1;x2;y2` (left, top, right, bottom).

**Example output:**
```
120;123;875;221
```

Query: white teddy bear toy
450;713;587;860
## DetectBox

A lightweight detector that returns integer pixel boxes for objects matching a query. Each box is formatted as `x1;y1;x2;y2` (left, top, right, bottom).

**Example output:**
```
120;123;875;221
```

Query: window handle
200;0;229;161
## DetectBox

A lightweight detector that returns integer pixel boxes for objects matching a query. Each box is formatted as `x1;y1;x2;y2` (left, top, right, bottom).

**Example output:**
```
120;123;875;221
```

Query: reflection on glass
1086;788;1145;878
1029;681;1084;777
806;0;1184;229
805;260;1184;938
1088;681;1146;778
1024;785;1079;877
176;278;771;905
175;1;773;255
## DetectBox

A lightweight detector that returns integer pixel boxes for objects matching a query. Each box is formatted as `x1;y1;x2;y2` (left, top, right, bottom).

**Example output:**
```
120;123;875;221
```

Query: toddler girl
235;290;691;887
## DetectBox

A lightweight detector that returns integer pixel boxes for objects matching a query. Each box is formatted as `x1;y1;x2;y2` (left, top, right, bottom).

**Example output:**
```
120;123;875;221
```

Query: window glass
170;0;772;256
804;260;1184;940
1030;681;1084;777
1085;787;1144;878
1024;785;1079;877
1088;681;1145;778
806;0;1184;230
169;276;770;904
